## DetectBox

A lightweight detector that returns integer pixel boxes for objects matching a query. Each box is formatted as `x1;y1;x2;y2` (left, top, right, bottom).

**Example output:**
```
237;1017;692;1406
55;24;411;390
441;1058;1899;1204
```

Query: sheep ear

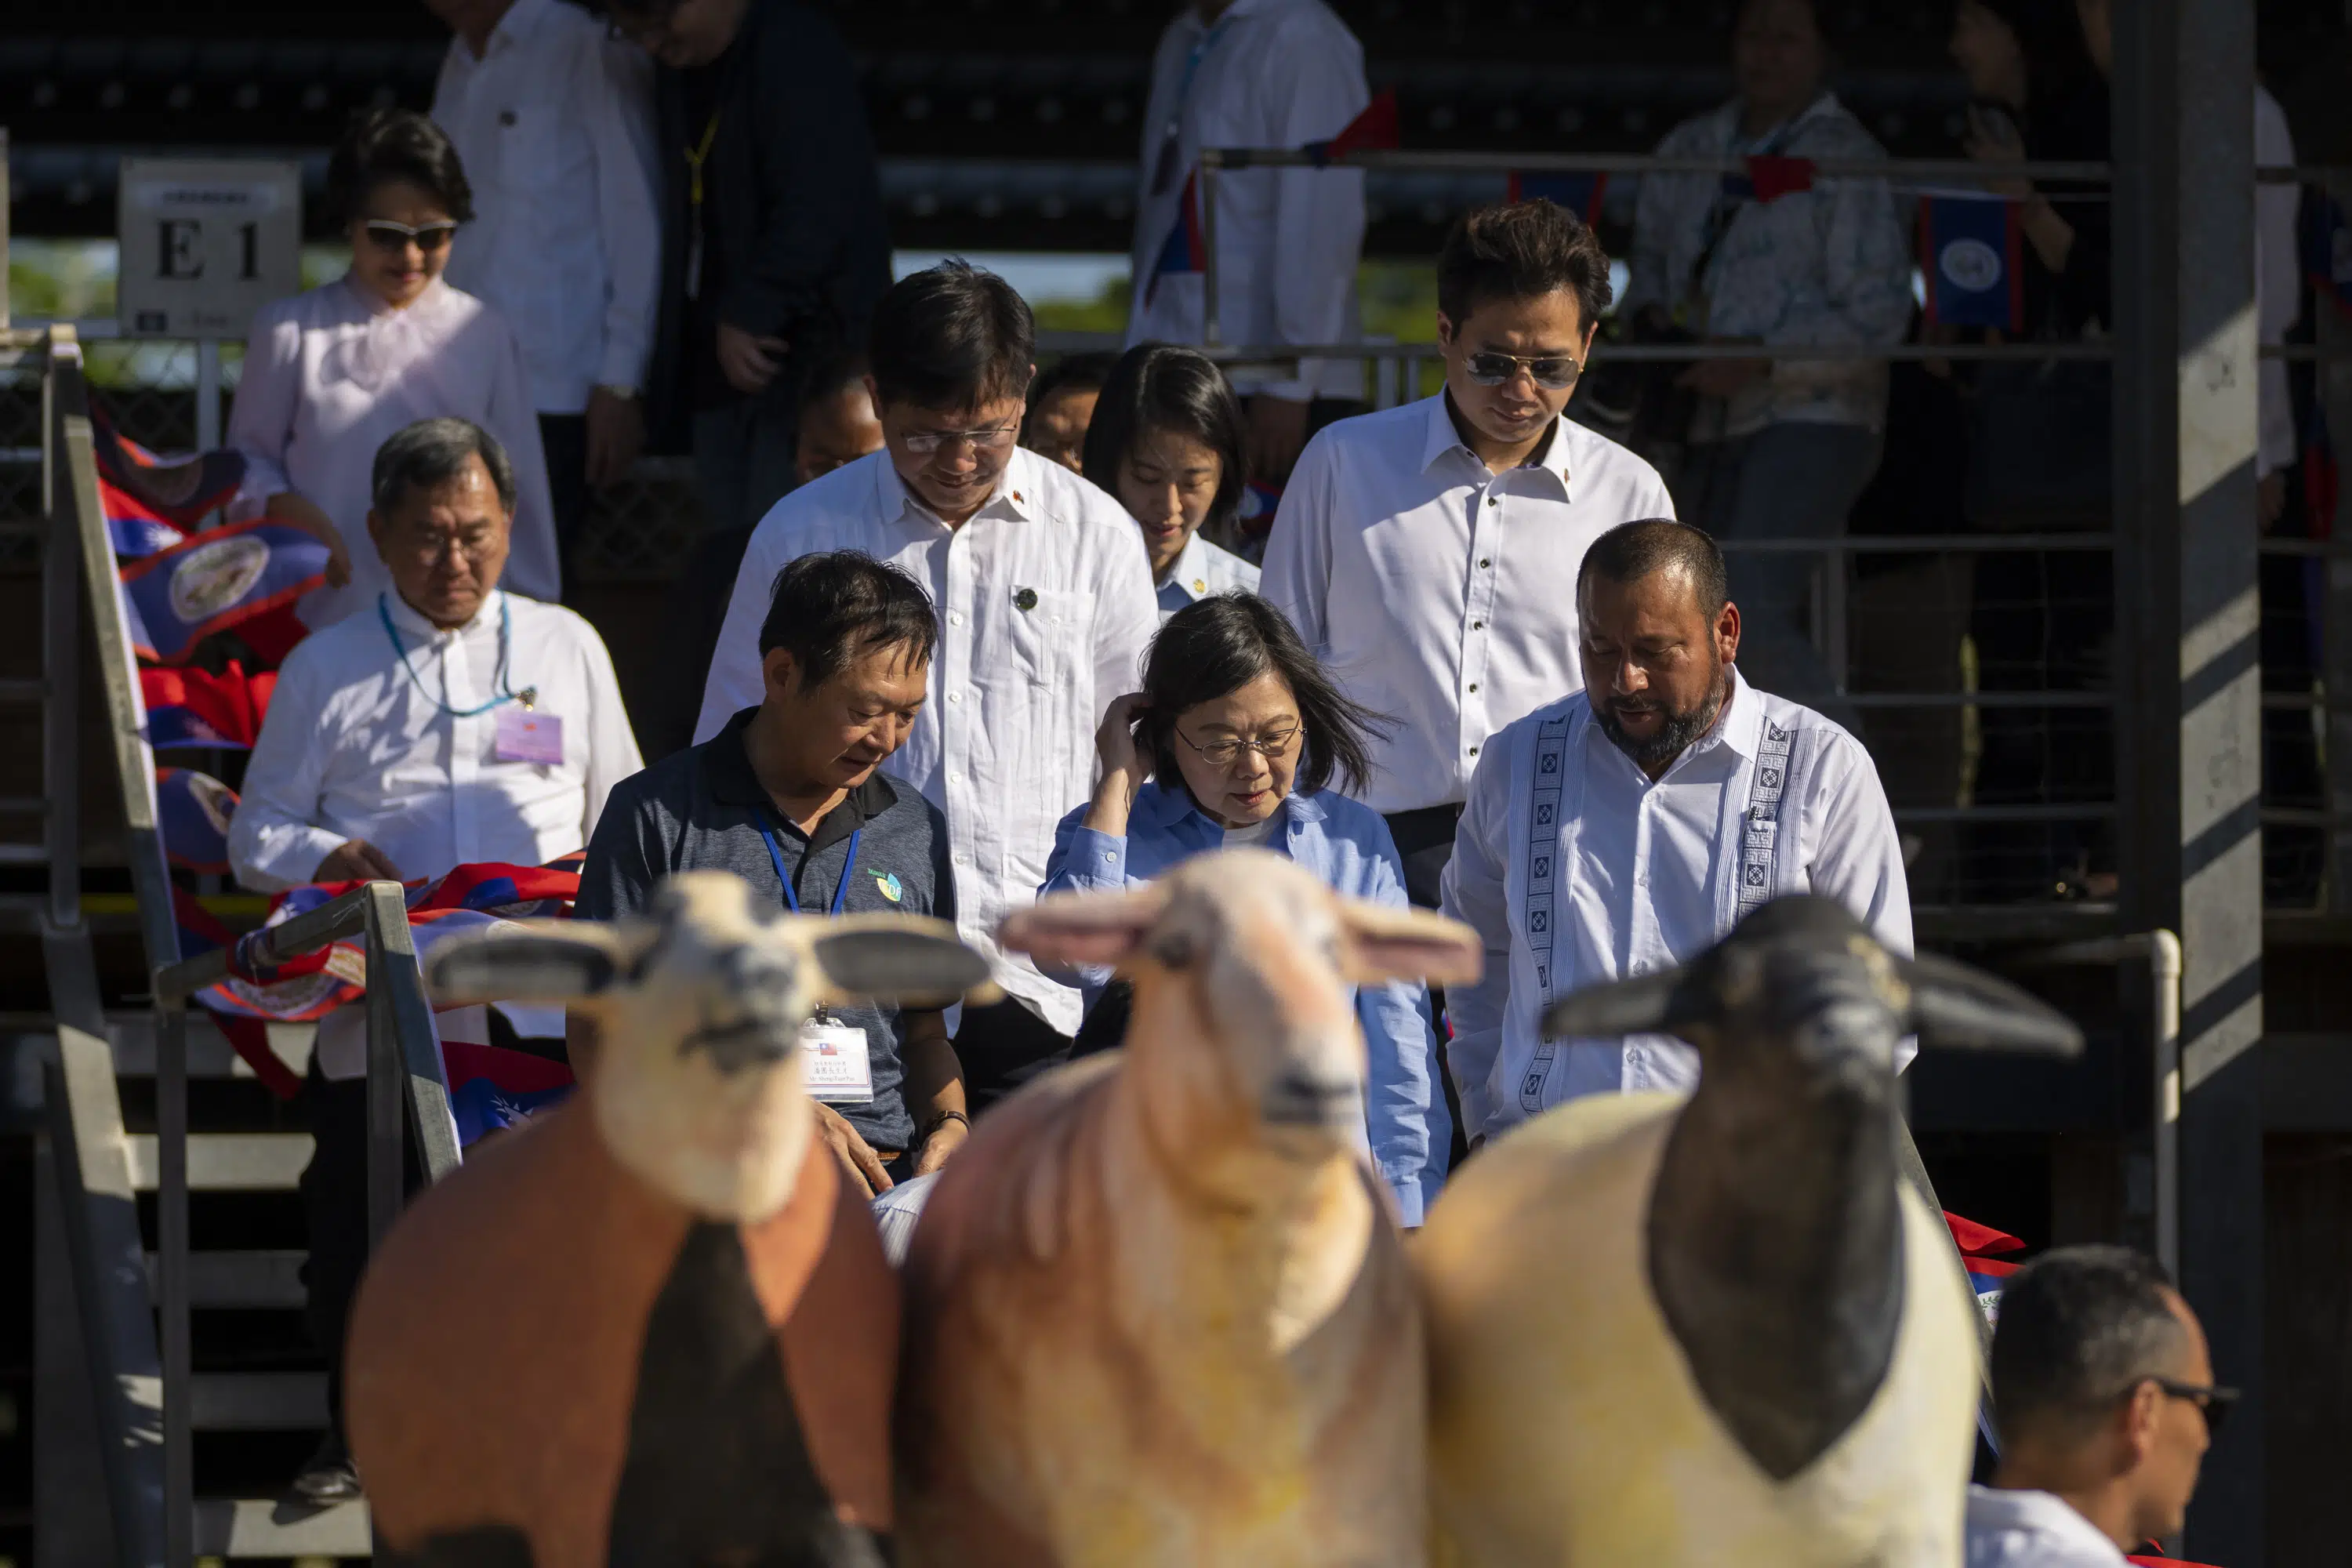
1340;902;1485;987
423;922;636;1007
1901;953;2085;1057
812;915;992;1007
997;884;1171;968
1539;967;1687;1041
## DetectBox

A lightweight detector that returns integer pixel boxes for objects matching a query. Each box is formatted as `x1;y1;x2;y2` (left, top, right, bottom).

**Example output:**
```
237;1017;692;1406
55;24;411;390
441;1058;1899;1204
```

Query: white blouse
228;275;561;628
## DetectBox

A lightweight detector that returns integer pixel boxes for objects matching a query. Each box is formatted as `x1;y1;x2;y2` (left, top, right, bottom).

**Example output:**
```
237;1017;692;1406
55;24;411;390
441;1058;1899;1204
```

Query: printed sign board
117;158;302;339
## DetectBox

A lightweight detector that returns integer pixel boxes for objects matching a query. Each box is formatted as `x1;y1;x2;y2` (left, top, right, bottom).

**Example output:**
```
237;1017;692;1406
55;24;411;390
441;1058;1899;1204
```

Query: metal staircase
23;325;459;1564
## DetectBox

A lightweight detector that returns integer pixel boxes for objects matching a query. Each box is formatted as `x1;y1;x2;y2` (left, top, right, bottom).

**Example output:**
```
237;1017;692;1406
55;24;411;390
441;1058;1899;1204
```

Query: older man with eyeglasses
1969;1245;2230;1566
229;416;639;1502
1262;199;1675;910
698;261;1158;1111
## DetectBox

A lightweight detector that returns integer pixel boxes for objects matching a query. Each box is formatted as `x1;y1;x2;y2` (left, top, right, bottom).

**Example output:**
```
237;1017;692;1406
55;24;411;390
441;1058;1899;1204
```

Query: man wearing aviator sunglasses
1262;199;1675;912
1969;1245;2228;1566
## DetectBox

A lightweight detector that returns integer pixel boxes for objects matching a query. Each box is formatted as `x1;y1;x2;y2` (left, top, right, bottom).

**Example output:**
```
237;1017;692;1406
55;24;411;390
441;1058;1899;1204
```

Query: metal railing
149;882;461;1567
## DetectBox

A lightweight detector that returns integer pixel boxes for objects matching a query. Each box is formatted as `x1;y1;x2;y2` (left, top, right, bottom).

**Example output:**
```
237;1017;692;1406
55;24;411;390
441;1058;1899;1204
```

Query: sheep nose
1261;1069;1363;1131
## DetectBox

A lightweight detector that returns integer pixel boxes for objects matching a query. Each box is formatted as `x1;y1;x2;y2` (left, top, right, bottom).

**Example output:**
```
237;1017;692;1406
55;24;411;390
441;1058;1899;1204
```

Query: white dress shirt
1125;0;1367;402
1261;395;1676;815
2256;85;2301;481
1439;670;1912;1141
227;277;561;627
231;587;639;893
1965;1486;2131;1567
696;448;1160;1033
433;0;661;413
1156;531;1261;620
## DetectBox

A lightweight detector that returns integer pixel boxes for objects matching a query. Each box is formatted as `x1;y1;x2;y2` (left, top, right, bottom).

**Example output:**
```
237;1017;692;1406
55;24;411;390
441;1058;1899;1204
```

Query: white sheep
346;869;987;1568
1415;895;2082;1566
894;848;1483;1567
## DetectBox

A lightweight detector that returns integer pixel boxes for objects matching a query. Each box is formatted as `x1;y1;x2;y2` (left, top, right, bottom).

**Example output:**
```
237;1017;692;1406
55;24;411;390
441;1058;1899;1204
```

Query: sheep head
425;869;988;1222
1540;895;2082;1092
1000;850;1480;1174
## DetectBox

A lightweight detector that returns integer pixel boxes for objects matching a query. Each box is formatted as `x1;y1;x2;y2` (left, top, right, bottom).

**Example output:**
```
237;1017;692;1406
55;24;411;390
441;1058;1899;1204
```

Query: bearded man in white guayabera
228;416;640;1504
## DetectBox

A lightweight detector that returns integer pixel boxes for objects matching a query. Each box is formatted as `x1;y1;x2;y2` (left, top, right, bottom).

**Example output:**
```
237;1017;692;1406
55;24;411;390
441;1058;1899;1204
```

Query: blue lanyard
379;593;522;718
757;811;862;917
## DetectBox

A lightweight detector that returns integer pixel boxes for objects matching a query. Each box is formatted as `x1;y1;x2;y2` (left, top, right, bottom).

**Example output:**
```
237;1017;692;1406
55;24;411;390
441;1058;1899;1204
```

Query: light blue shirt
1043;779;1450;1224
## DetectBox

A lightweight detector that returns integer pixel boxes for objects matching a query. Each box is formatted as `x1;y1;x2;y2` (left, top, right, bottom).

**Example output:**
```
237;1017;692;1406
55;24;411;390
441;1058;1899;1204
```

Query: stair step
196;1497;372;1558
127;1133;312;1191
143;1249;306;1309
193;1371;328;1431
0;1013;316;1080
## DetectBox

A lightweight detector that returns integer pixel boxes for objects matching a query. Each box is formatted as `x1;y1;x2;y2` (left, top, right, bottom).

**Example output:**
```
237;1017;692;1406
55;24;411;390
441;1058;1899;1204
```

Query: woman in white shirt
228;108;560;629
1080;343;1261;621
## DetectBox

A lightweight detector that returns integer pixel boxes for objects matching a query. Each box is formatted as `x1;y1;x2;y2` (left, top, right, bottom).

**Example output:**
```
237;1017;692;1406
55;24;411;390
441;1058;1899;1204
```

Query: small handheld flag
1507;171;1608;224
156;768;238;874
1919;192;2025;331
1146;169;1208;307
1303;89;1400;168
117;518;331;664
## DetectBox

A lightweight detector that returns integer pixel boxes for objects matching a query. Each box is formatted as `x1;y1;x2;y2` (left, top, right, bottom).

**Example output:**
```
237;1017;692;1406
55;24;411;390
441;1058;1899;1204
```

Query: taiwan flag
143;662;278;750
1920;193;2025;330
1146;169;1208;307
1508;171;1607;224
117;519;331;663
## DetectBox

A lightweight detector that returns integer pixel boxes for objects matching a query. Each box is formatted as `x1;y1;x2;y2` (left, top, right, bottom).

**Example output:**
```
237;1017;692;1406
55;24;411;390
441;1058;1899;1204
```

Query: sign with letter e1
117;158;302;339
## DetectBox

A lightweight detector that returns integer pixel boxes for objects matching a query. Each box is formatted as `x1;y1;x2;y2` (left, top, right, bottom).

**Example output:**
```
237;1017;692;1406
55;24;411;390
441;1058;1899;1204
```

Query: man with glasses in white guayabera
696;260;1159;1110
1261;199;1675;911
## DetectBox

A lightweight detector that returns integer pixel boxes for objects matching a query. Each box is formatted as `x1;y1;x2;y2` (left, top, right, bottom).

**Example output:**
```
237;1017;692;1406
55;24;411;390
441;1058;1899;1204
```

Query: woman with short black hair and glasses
1041;592;1451;1224
1080;343;1261;616
228;107;560;629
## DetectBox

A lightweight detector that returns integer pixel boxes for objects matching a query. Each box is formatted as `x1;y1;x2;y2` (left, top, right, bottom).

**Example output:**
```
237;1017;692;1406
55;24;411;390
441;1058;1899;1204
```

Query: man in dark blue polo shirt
577;549;962;1192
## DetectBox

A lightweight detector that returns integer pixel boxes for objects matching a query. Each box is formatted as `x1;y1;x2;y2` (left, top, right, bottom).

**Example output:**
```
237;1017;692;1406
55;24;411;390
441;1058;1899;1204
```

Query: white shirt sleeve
488;320;563;601
575;615;644;839
228;652;347;891
590;36;662;392
1090;519;1161;712
1439;735;1517;1138
1802;731;1916;1070
1265;29;1369;402
226;302;303;517
696;521;783;744
1258;433;1337;655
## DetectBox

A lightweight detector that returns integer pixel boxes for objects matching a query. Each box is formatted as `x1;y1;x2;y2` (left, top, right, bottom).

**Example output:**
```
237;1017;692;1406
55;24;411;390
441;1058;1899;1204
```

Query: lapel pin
1014;587;1038;612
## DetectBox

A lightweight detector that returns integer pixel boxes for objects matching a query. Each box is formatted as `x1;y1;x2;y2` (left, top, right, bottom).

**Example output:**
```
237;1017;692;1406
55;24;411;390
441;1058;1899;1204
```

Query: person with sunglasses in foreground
228;108;561;629
1261;199;1675;913
1969;1245;2230;1566
1040;593;1450;1226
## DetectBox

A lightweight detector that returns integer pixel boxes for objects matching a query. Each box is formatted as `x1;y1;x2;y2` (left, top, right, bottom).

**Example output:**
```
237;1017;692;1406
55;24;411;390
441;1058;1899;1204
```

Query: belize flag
1919;192;2025;330
167;888;303;1094
89;410;247;528
101;477;189;560
1508;171;1607;224
155;768;238;874
143;662;278;750
117;518;331;663
1146;169;1209;307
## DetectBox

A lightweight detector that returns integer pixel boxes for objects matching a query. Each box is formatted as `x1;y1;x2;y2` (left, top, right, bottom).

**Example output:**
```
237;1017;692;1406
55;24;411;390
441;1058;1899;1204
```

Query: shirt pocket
1001;585;1084;690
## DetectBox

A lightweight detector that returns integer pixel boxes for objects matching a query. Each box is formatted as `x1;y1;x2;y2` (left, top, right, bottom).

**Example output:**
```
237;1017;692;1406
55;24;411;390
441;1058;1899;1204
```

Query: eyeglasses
362;220;458;254
901;424;1021;456
1175;724;1301;769
2148;1377;2240;1438
1465;350;1583;391
397;526;501;562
